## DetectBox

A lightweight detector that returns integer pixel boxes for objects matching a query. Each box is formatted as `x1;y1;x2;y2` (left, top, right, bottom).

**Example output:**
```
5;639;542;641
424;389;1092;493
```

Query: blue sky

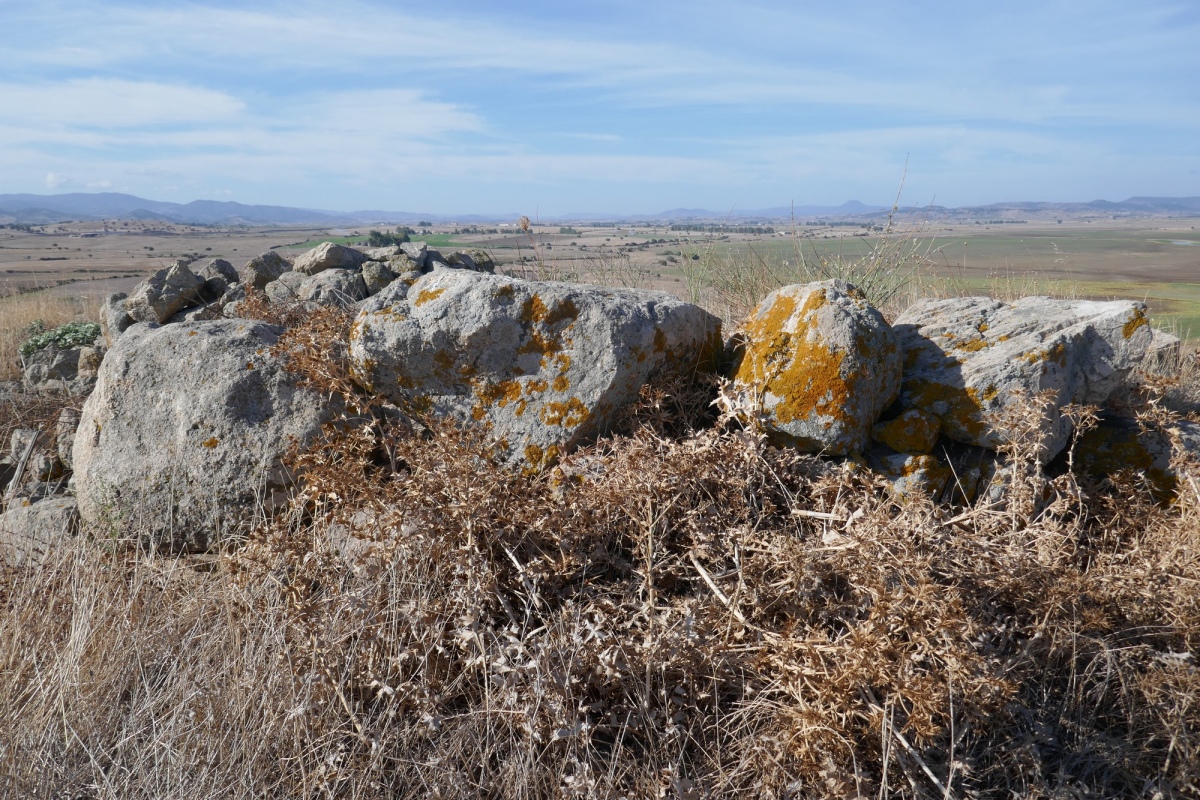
2;0;1197;214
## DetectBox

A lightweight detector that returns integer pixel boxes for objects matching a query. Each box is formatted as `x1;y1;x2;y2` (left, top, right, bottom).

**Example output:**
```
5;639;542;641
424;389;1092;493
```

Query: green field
688;227;1200;336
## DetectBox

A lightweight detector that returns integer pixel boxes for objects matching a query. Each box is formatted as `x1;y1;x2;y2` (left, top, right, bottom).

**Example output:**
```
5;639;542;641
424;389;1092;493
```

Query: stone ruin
1;240;1196;562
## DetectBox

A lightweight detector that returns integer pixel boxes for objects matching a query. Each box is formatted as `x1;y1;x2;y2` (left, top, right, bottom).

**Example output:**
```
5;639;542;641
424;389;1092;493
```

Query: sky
1;0;1198;215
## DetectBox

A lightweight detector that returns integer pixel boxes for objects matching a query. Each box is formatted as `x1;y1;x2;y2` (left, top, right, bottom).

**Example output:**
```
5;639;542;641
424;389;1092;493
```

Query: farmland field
2;216;1197;336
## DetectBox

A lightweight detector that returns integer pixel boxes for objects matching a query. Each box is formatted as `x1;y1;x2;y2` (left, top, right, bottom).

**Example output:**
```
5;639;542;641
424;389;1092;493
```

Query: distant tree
417;220;433;228
367;227;412;247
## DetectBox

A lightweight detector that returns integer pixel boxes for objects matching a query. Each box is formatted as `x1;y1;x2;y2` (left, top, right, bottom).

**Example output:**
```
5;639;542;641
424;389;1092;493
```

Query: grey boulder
72;320;335;551
297;269;368;307
125;261;205;324
239;251;290;291
100;292;135;347
0;497;79;567
362;260;397;295
894;296;1153;461
293;242;368;276
350;270;722;470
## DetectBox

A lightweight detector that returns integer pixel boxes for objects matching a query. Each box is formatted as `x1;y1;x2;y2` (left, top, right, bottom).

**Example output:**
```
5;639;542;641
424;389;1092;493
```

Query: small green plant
19;321;101;358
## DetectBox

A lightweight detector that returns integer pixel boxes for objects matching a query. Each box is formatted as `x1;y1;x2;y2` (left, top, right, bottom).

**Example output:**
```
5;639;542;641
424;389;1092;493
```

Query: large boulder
195;258;239;300
894;296;1153;461
297;269;368;307
0;498;79;567
125;261;205;324
293;242;368;276
727;280;901;455
350;270;722;469
239;251;290;291
1074;417;1200;500
362;260;397;295
72;320;335;551
100;292;135;347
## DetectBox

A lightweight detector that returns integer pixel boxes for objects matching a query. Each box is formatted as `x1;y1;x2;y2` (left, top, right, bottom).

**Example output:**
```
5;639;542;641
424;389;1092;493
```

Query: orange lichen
1123;308;1148;339
552;375;570;392
522;443;560;473
413;287;445;307
873;409;941;454
202;437;220;448
956;338;989;352
494;284;515;299
526;379;548;395
521;294;549;323
541;398;590;427
733;289;860;430
902;378;990;440
245;361;255;370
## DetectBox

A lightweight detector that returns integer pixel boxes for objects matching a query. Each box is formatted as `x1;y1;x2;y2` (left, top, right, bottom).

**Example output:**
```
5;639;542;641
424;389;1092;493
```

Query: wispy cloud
0;1;1196;211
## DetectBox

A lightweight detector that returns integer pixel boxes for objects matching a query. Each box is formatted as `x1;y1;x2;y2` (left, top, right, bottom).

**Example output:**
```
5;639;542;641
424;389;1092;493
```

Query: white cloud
45;172;69;188
0;79;243;128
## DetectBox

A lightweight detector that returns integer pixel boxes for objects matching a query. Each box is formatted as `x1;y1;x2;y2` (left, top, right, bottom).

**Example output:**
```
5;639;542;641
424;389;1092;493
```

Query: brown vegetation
2;285;1199;798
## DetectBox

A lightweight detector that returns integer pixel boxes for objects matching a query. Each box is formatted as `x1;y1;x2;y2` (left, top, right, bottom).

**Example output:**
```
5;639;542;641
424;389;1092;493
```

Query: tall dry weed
1;291;1198;798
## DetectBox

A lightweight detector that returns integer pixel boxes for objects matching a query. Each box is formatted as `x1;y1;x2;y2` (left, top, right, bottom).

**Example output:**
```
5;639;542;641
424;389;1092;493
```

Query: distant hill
1;192;1197;226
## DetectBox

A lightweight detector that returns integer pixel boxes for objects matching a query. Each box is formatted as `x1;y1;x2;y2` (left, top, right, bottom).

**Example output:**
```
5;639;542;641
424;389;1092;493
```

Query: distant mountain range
1;192;1198;226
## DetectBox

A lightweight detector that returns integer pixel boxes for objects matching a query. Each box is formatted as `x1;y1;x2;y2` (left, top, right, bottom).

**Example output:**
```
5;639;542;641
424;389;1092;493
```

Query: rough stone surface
293;242;368;276
873;408;941;454
1074;418;1200;499
364;245;403;260
125;261;205;324
166;303;224;325
876;453;952;499
56;407;80;470
894;296;1153;461
399;242;430;269
362;260;397;295
0;497;79;567
297;269;369;307
728;280;901;455
21;343;105;395
100;292;134;347
196;258;239;299
239;251;290;291
73;320;335;550
351;270;722;470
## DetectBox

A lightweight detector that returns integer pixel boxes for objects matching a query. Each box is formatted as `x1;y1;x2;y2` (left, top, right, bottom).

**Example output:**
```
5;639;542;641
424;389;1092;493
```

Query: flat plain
3;215;1198;335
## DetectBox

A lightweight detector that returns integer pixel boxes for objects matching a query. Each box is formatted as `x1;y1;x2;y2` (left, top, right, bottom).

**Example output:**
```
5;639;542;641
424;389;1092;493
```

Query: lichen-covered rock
362;260;397;295
100;292;134;347
239;251;290;291
873;408;941;454
72;320;335;551
350;270;722;470
0;497;79;567
727;280;900;455
297;268;368;307
293;242;368;276
125;261;205;324
876;453;952;499
894;296;1153;461
1073;418;1200;500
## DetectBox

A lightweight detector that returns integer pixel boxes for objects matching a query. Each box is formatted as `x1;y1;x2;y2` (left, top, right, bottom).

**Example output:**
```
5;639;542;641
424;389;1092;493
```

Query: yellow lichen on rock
413;287;445;307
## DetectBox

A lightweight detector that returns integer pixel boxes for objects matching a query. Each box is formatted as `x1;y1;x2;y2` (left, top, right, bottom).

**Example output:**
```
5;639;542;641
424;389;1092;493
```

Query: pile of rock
100;242;498;347
3;236;1195;561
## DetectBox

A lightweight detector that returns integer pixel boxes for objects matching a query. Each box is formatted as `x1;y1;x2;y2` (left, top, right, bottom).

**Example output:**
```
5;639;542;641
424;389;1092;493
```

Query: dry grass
2;298;1198;798
0;288;101;382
